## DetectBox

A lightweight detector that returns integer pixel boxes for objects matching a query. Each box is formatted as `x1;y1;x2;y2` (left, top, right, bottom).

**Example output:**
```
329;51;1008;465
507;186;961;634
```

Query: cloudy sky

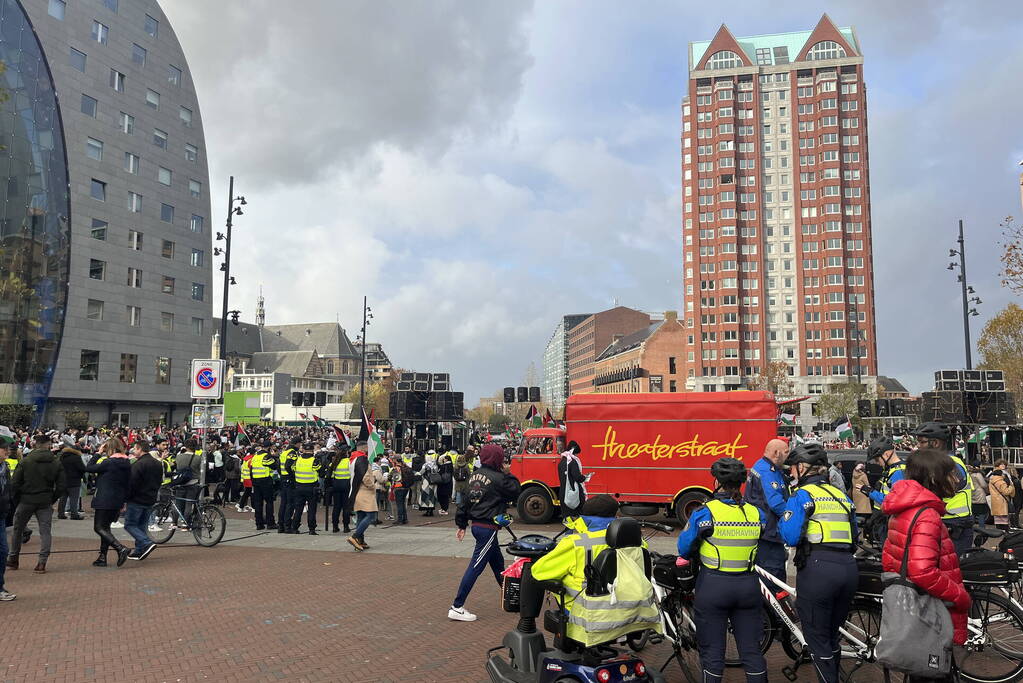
163;0;1023;404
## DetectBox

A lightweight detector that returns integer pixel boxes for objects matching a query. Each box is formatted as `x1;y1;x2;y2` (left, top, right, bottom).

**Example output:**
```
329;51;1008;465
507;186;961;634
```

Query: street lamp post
217;176;246;361
948;219;981;370
357;296;373;414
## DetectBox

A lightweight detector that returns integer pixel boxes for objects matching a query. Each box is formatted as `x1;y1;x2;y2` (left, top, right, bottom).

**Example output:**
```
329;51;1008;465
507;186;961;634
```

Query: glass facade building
0;0;71;412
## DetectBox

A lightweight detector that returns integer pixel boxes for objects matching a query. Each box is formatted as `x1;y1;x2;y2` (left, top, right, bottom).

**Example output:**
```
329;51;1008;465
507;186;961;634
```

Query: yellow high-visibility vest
698;499;762;572
800;484;854;544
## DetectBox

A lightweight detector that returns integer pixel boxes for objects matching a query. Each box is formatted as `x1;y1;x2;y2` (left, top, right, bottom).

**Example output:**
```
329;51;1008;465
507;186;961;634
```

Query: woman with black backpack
435;451;455;515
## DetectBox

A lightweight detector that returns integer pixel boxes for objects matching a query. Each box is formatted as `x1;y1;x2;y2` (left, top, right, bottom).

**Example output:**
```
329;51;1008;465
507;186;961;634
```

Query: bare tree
747;361;795;397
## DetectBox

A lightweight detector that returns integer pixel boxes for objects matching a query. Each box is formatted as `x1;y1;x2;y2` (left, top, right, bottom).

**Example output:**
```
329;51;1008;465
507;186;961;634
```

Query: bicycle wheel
839;599;890;682
666;596;701;683
191;504;226;547
724;604;773;667
148;501;177;544
956;589;1023;683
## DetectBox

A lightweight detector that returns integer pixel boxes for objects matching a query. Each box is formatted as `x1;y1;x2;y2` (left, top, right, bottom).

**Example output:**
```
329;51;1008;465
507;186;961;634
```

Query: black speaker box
963;370;982;382
1007;428;1023;448
415;424;427;439
389;392;403;419
528;386;541;403
874;399;890;417
891;399;906;417
433;373;449;383
400;372;415;382
415;373;430;382
990;430;1004;447
517;387;528;402
413;381;429;391
315;391;327;406
986;370;1005;382
397;381;412;391
940;380;962;391
857;400;872;418
964;380;983;392
432;381;450;392
303;392;315;407
292;392;303;407
504;387;515;403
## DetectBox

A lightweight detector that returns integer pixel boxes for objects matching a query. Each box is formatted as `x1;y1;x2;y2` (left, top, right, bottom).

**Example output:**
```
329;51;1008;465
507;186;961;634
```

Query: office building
567;306;652;396
682;15;878;398
2;0;213;427
541;314;589;412
593;312;688;393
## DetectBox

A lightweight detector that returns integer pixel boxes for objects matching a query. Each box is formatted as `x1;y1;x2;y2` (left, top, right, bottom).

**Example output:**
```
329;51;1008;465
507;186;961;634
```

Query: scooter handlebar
639;521;674;533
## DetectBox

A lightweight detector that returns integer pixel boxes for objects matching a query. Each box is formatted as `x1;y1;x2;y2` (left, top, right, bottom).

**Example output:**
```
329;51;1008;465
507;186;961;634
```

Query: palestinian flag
298;413;307;421
832;416;854;441
311;414;326;428
362;407;384;458
235;422;250;447
791;433;805;445
779;413;796;426
333;424;353;449
967;426;990;444
524;405;540;427
543;408;558;428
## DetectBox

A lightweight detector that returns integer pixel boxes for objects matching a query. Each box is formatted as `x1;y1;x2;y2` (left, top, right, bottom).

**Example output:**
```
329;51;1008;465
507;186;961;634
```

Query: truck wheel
674;491;710;526
517;487;555;524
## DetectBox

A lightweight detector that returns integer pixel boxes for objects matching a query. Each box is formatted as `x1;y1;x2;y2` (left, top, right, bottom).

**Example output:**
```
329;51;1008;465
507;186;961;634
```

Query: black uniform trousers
329;481;351;530
251;479;276;529
290;485;317;531
794;548;858;683
693;568;767;682
277;483;294;531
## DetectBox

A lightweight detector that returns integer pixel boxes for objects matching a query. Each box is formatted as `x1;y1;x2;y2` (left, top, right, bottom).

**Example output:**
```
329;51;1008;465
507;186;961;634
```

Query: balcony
722;375;743;385
594;366;647;387
697;86;712;95
797;76;813;86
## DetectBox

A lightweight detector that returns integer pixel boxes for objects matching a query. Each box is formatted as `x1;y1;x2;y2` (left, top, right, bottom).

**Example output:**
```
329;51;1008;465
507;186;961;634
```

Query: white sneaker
244;506;255;512
447;606;477;622
235;505;243;512
111;521;124;528
0;590;16;601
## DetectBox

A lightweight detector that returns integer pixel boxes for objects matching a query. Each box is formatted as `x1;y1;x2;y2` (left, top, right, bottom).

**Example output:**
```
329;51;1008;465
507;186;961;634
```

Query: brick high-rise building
681;15;878;402
567;306;652;396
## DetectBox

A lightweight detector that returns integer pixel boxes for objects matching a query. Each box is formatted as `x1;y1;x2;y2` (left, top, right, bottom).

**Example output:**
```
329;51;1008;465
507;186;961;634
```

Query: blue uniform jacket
867;461;906;506
745;457;789;543
676;495;763;559
779;474;858;547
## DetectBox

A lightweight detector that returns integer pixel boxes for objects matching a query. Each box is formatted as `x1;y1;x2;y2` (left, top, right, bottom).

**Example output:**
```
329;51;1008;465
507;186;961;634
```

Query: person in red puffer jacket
882;449;972;652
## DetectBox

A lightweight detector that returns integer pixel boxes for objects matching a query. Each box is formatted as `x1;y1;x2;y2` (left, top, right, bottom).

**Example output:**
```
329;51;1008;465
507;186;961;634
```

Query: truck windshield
524;437;554;454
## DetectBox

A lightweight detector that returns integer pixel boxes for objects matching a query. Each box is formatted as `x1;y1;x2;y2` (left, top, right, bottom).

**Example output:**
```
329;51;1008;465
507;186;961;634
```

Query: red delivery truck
510;391;778;524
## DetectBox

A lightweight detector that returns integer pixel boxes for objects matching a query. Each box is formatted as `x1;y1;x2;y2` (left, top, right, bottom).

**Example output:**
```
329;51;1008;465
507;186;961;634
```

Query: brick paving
2;510;799;682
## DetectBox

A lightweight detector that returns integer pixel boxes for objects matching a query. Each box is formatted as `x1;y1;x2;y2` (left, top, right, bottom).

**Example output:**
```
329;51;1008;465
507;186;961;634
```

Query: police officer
276;438;300;534
246;441;277;530
676;457;766;682
745;438;791;581
914;422;974;555
780;443;858;683
288;442;321;534
326;446;352;533
857;435;902;544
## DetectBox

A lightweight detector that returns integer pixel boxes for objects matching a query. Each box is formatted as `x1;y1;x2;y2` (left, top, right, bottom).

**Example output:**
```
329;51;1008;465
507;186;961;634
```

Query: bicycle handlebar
638;521;673;533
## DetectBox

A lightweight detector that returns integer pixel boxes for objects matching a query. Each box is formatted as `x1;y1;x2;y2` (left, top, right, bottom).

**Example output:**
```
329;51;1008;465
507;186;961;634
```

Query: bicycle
148;486;227;547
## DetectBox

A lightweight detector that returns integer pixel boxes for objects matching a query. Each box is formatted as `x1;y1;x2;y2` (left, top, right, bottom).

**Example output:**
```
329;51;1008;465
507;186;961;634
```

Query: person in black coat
557;440;587;518
58;446;87;520
86;449;132;567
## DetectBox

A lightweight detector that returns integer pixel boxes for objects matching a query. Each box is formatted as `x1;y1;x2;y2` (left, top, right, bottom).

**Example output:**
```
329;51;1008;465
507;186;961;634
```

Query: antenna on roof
256;285;265;328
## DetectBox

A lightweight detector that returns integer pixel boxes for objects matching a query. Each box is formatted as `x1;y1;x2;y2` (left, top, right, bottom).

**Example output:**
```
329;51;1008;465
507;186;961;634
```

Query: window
161;240;175;259
69;47;87;71
185;143;198;162
168;65;182;86
80;350;99;380
85;137;103;161
161;276;174;294
103;0;118;11
92;21;109;44
155;357;171;385
86;299;104;321
755;47;772;66
153;128;168;149
188;179;201;198
191;282;205;301
190;249;203;267
119;112;135;134
144;14;159;38
158;167;172;185
190;214;204;233
124;152;139;174
127;267;142;287
131;43;146;67
160;312;174;332
90;218;107;240
128;191;142;213
128;229;143;250
145;89;160;109
773;46;790;64
191;317;204;336
81;94;98;117
806;41;847;61
48;0;65;19
90;179;106;201
126;305;141;327
160;203;174;223
89;259;105;280
707;50;743;69
179;106;192;127
120;354;137;383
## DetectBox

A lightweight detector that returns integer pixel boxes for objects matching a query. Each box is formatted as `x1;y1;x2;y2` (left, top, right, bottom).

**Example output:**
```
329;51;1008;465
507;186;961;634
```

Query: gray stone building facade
21;0;212;427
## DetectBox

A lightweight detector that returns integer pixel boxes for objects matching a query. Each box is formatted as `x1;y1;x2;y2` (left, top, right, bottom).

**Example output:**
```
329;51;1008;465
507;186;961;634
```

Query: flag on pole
235;422;249;447
362;407;384;458
543;408;558;428
298;413;307;421
333;424;353;449
524;405;541;427
779;413;796;426
311;414;326;428
791;433;805;445
831;416;854;441
967;426;990;444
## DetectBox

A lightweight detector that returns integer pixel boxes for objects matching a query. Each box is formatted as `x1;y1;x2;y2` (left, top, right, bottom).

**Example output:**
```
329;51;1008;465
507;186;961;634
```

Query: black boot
308;529;318;535
332;526;340;533
116;546;130;567
93;553;107;567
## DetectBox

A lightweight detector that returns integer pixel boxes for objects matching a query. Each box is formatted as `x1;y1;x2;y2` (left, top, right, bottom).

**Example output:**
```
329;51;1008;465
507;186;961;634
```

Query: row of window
84;137;201;194
86;299;204;334
89;222;204;265
79;350;171;384
86;259;205;301
89;179;204;230
49;0;159;36
79;97;199;161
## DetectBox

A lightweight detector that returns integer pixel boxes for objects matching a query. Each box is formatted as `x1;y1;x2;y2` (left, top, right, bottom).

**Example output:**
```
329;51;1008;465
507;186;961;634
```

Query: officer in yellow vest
518;494;661;647
249;441;278;530
276;438;300;534
327;446;352;533
288;442;321;534
677;457;766;682
780;443;858;683
912;422;975;555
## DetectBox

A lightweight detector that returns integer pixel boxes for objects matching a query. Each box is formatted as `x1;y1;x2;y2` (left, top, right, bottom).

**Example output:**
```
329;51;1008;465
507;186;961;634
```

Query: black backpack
454;465;470;482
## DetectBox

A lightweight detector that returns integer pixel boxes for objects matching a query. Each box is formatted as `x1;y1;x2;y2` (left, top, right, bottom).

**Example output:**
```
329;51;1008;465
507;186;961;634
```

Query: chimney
664;310;678;322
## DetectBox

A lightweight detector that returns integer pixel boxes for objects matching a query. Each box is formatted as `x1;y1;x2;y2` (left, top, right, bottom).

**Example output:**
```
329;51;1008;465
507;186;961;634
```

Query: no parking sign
190;359;226;399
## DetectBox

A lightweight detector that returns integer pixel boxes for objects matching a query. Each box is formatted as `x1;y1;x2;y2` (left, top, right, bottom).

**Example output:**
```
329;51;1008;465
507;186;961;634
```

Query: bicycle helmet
867;436;894;460
710;457;748;486
912;422;951;445
784;442;829;468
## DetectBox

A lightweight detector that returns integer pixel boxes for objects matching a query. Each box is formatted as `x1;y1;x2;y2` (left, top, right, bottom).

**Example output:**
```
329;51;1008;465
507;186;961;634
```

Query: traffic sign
191;404;225;429
190;359;226;399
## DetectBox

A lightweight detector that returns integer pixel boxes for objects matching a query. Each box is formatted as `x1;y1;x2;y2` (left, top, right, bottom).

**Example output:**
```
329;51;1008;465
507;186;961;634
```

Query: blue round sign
196;368;217;390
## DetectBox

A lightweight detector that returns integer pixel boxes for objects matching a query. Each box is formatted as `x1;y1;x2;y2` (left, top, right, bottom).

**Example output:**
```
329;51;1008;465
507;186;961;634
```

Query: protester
969;464;990;527
57;442;87;520
175;439;203;527
453;451;472;508
988;460;1015;530
850;463;872;528
435;450;455;515
0;429;16;600
347;443;385;551
125;440;162;561
223;450;242;504
557;440;587;517
419;451;438;517
86;442;132;568
326;446;352;533
7;433;64;573
390;456;414;525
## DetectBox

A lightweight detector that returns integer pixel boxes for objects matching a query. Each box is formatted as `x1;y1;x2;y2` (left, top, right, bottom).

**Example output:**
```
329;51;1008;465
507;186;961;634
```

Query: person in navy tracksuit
745;438;791;581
